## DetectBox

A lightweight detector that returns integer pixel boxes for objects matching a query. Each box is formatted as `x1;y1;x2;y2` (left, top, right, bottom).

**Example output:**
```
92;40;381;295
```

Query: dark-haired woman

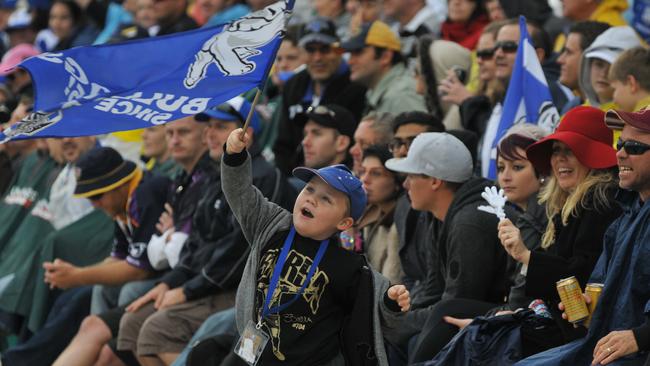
341;146;403;283
50;0;99;51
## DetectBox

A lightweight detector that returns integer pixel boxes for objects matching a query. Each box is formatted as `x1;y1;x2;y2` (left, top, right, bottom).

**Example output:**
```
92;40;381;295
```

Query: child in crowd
221;128;410;365
609;46;650;113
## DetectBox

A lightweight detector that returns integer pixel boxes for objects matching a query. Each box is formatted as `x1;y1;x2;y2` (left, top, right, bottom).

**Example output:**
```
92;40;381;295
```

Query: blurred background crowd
0;0;650;365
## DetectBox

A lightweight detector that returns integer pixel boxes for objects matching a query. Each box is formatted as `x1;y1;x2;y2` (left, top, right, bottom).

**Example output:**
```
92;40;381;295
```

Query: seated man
516;109;650;364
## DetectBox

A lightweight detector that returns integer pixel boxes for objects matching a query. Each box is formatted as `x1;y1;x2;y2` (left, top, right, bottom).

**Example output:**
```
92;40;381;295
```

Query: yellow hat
340;21;401;53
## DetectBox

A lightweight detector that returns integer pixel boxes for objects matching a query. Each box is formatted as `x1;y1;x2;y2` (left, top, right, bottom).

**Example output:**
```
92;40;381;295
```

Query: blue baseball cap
195;96;261;134
292;164;367;221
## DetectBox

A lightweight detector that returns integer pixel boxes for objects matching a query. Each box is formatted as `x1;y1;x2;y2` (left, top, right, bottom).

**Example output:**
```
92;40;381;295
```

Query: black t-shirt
255;229;365;365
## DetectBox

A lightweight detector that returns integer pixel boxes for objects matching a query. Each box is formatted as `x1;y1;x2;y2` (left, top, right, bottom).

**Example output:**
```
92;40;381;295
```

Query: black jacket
437;178;517;303
161;144;297;300
525;186;621;342
169;152;214;235
395;194;442;309
272;67;367;175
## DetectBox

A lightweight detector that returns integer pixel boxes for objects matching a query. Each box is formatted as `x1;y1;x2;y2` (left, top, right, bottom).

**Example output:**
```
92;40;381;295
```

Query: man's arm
44;258;150;289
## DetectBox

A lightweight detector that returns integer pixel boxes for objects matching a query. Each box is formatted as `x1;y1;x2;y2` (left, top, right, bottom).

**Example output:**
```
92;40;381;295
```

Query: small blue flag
1;0;293;143
481;16;560;179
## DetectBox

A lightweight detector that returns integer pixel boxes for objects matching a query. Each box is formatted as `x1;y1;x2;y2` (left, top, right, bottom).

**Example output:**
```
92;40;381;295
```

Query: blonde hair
539;168;617;249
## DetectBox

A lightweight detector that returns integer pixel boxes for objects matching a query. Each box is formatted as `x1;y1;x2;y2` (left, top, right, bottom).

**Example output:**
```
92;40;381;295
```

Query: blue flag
0;0;293;143
481;16;560;179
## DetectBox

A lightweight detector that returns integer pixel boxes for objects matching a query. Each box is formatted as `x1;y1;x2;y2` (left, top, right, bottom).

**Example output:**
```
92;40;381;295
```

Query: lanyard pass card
234;320;270;366
235;227;328;364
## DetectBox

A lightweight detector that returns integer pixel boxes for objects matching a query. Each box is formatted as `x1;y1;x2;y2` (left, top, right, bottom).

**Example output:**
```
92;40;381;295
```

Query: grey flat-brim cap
385;132;473;183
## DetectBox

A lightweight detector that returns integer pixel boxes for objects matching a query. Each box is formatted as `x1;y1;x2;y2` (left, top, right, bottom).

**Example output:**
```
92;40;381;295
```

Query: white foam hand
477;186;506;220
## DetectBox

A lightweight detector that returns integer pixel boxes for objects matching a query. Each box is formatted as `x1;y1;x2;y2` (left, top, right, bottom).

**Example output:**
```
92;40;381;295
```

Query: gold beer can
584;283;604;327
556;276;589;324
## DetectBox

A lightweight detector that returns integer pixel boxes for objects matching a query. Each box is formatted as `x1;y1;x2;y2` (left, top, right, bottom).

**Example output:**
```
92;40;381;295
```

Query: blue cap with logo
195;96;261;134
292;164;367;221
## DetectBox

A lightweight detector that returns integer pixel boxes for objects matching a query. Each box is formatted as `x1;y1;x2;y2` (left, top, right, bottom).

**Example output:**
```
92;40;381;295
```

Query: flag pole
241;88;262;141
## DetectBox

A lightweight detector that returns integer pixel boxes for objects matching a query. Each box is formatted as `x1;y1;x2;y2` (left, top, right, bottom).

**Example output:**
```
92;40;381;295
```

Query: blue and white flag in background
0;0;293;143
482;15;560;179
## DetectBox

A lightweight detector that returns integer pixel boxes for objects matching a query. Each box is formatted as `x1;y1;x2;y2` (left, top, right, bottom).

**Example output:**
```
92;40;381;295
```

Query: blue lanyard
261;227;329;320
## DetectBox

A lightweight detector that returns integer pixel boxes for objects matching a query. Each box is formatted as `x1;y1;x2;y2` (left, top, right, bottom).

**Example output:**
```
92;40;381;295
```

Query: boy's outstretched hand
388;285;410;312
226;128;250;155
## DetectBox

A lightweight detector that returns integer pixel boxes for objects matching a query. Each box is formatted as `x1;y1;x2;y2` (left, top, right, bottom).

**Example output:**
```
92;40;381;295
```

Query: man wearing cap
302;103;355;170
385;133;514;354
389;112;446;309
341;20;427;116
516;109;650;365
43;147;169;293
273;17;367;175
5;7;36;48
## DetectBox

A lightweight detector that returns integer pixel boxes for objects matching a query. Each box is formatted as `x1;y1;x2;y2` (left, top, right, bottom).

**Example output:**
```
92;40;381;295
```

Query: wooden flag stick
241;88;262;141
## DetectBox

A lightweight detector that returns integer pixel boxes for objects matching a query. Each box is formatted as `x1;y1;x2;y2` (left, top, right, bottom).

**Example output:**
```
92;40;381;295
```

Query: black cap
299;17;338;47
306;104;357;139
74;147;137;198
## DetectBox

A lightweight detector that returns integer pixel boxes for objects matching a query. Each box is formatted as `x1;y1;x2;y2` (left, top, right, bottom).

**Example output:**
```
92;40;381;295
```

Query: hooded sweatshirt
437;177;517;303
579;26;643;107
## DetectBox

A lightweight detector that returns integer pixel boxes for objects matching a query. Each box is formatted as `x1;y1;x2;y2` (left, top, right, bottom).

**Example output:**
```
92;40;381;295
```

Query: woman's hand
497;219;531;265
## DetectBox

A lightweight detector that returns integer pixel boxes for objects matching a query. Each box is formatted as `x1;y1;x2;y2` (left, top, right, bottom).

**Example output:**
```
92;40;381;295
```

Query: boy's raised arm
221;129;288;247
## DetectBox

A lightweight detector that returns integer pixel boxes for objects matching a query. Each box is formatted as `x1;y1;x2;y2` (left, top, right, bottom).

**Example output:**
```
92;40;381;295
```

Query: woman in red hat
496;105;623;354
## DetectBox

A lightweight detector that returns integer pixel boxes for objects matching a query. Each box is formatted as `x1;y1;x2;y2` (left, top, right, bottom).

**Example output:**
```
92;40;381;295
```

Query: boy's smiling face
293;176;354;240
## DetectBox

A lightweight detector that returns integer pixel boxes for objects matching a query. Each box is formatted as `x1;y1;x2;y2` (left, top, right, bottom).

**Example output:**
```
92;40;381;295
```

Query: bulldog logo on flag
184;1;288;88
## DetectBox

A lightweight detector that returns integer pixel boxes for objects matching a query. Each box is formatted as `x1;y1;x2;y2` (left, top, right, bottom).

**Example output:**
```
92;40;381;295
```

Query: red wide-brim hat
526;106;617;176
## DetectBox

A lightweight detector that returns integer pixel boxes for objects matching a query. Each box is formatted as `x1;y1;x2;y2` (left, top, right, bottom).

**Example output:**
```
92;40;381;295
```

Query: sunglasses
494;41;518;54
476;47;495;60
307;105;336;118
616;139;650;155
304;44;333;54
388;136;417;152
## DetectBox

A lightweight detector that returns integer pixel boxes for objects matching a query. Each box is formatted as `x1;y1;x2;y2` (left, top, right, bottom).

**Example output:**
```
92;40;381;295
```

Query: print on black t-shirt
257;247;330;360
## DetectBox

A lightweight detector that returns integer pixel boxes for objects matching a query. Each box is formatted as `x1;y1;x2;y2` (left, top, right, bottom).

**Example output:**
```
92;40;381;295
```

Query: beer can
556;276;589;324
584;283;604;327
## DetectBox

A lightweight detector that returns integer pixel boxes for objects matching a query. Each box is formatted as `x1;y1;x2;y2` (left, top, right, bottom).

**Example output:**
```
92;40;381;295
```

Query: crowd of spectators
0;0;650;365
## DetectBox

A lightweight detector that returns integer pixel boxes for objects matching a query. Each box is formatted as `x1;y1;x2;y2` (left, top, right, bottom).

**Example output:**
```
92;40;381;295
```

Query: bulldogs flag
0;0;293;143
482;16;560;179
